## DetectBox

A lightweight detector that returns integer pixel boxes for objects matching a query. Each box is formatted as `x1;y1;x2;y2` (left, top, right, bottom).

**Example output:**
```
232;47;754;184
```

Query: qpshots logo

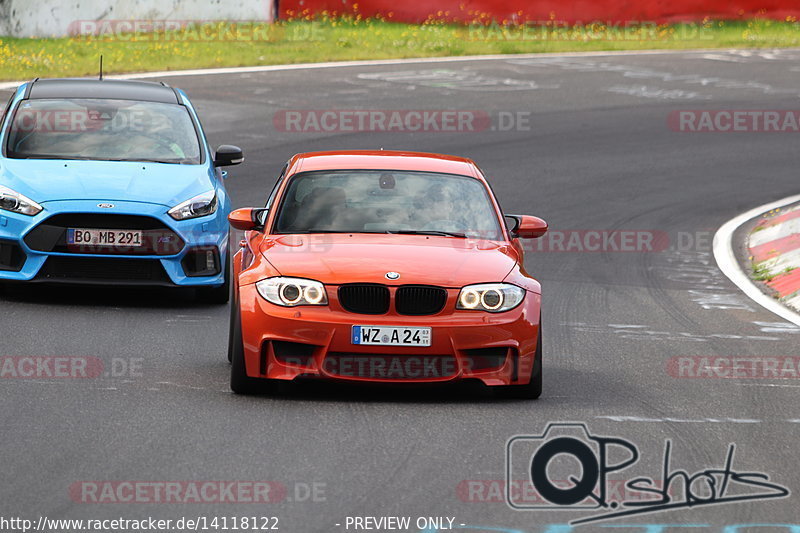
505;422;789;525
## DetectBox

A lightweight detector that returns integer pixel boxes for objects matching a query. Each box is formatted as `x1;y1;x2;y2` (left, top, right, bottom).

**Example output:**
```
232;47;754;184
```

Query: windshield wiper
283;230;468;238
389;230;467;238
13;155;95;160
106;158;185;164
289;230;390;234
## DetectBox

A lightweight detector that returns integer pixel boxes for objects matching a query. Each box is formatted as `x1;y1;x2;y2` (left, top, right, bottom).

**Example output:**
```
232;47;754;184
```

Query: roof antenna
99;55;104;81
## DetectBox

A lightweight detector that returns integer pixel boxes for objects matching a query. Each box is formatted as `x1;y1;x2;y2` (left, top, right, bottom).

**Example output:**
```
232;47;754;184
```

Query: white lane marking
155;381;212;390
739;383;800;388
654;250;756;312
688;289;756;311
165;316;213;323
596;415;762;423
567;322;779;342
703;49;800;62
356;69;559;91
713;193;800;327
755;321;800;333
3;47;798;90
701;53;749;63
509;56;799;95
607;85;709;100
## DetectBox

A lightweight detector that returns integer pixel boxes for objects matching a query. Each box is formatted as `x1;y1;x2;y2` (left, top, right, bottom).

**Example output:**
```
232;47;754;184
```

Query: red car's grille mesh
395;285;447;315
338;284;447;315
338;284;390;314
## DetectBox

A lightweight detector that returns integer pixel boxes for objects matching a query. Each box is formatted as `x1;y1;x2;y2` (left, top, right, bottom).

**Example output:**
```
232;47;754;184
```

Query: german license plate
67;228;143;247
352;326;431;346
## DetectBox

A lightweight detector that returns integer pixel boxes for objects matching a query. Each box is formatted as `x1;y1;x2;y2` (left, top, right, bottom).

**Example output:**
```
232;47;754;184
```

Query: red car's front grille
395;285;447;315
323;353;457;380
338;284;390;314
337;284;448;316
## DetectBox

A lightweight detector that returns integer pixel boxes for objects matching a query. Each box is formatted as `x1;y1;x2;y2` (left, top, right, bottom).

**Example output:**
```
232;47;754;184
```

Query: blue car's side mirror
214;145;243;167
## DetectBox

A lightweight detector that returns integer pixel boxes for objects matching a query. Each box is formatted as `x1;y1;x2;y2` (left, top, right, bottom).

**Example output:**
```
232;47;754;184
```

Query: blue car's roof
26;78;180;104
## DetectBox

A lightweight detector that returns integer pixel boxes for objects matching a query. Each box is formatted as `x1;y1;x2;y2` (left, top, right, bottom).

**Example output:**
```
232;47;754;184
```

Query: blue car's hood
0;159;215;207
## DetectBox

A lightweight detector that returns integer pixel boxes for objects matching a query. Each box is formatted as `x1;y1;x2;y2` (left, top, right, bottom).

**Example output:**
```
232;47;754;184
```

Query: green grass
752;261;775;282
752;261;796;282
2;18;800;81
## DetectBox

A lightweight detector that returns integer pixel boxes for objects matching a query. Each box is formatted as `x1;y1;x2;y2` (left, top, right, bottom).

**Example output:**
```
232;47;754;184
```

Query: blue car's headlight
0;185;43;216
168;190;218;221
457;283;525;313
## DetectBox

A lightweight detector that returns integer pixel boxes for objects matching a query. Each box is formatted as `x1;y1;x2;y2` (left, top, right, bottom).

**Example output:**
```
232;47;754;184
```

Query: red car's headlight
457;283;525;313
256;277;328;307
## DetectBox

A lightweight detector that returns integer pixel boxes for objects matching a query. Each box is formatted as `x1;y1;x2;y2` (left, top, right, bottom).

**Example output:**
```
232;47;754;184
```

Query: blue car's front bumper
0;200;228;287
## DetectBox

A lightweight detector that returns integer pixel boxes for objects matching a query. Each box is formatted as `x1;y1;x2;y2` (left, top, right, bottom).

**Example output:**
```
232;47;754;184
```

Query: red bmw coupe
227;150;547;398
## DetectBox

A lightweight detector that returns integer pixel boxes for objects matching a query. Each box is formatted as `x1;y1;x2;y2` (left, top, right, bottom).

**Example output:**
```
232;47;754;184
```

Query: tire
229;305;279;395
0;281;23;298
227;274;237;363
494;322;542;400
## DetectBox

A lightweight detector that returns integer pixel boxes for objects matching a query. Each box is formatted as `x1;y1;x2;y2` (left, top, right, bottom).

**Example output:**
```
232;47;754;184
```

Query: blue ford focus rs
0;78;243;303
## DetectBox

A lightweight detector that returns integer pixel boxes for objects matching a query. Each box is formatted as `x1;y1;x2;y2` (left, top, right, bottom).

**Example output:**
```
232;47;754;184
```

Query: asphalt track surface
3;49;800;532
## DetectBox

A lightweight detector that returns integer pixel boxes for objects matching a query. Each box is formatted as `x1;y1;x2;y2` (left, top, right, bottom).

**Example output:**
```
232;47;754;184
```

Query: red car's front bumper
238;284;541;386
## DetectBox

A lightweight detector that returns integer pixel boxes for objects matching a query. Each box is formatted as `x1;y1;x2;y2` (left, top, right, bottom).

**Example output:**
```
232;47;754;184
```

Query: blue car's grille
24;214;184;256
34;256;171;285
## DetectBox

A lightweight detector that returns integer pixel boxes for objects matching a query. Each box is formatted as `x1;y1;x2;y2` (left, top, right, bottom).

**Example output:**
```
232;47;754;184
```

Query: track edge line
3;46;800;90
713;193;800;327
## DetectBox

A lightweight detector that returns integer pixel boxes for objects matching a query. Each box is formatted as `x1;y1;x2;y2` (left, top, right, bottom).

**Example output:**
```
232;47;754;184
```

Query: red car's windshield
273;170;504;240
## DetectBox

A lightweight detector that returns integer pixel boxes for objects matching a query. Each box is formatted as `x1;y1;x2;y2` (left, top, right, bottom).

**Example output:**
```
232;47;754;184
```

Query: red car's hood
260;234;519;287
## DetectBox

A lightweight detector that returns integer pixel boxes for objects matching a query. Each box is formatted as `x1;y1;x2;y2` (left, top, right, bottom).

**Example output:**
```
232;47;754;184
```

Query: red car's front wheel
494;322;542;400
229;305;277;395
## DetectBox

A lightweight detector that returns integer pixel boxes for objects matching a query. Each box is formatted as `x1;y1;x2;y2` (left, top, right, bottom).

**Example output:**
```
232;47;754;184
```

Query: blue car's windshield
274;170;504;240
5;98;202;164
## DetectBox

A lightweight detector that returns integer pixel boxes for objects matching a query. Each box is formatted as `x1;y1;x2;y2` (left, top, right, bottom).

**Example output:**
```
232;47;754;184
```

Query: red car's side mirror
228;208;265;231
507;215;548;239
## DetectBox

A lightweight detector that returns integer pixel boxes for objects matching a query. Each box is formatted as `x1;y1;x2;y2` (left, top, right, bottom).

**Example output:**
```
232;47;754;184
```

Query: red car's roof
290;150;479;177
